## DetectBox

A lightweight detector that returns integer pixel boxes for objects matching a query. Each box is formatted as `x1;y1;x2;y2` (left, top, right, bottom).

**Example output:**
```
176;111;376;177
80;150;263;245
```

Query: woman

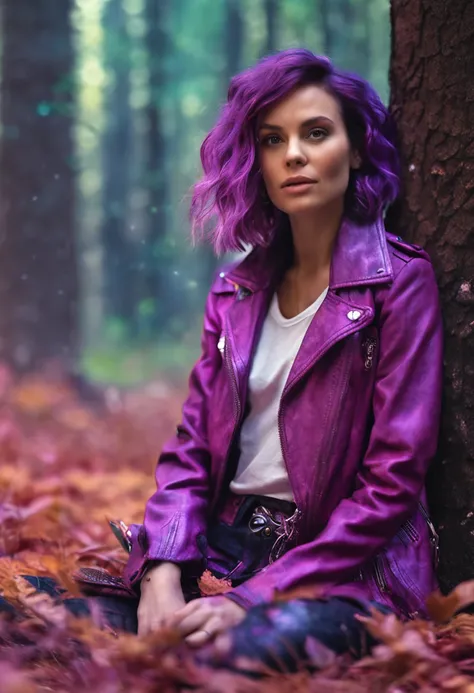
3;49;443;672
122;48;443;665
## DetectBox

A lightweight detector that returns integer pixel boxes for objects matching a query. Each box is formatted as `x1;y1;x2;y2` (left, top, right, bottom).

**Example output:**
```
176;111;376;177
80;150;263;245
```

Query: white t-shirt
229;287;329;501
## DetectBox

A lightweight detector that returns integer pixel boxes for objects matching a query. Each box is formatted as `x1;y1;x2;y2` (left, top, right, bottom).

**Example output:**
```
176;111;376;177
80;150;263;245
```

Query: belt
248;504;301;563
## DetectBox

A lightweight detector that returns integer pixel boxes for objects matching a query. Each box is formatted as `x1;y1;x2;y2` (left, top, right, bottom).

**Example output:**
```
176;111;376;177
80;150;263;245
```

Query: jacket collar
226;216;393;293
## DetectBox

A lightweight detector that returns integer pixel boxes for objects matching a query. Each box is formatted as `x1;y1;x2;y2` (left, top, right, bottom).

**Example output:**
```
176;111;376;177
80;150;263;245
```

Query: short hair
190;49;400;255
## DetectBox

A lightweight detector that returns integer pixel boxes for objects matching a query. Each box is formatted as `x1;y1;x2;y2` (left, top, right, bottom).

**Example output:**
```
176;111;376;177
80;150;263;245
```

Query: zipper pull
362;336;377;370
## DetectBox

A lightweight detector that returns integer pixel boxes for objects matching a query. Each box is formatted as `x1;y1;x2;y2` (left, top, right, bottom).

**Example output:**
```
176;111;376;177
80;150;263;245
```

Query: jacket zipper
374;554;388;593
219;329;242;492
374;503;438;602
224;336;241;423
278;311;369;534
277;407;302;540
418;501;440;569
317;344;354;501
214;285;253;509
398;517;419;544
373;555;415;619
362;336;377;370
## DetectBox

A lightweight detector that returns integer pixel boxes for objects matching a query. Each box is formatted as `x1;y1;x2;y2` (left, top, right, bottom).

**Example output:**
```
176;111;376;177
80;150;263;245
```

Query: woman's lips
282;182;316;193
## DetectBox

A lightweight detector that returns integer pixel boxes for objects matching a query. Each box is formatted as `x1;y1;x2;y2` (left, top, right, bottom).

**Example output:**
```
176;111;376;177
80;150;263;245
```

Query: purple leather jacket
124;217;443;619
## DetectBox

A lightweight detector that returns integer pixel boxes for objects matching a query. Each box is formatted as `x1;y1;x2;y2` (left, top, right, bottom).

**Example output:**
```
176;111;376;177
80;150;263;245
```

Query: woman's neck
288;207;342;277
276;208;342;319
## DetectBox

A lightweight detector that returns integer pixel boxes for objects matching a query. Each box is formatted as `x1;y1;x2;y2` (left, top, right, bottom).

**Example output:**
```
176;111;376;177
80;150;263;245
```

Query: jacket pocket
396;502;439;567
397;517;419;545
370;502;439;618
371;552;419;618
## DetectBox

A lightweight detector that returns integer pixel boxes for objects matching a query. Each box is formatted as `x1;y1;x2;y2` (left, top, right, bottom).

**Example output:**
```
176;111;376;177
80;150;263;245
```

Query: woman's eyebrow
258;116;335;131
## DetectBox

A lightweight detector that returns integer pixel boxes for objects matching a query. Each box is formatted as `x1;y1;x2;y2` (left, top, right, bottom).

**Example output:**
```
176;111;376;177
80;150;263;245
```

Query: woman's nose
285;137;307;167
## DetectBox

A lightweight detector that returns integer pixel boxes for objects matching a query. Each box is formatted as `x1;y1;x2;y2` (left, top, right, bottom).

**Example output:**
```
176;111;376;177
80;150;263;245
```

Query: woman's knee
208;597;377;674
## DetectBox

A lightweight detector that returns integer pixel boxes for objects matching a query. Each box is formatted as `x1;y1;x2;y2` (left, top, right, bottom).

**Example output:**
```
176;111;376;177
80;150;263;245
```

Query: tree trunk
347;0;370;78
388;0;474;591
101;0;135;328
319;0;370;76
263;0;279;55
319;0;335;58
224;0;244;86
140;0;171;334
0;0;78;371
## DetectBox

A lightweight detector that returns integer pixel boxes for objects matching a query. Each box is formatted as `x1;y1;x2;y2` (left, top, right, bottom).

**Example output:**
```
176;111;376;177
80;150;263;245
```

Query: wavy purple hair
190;49;399;255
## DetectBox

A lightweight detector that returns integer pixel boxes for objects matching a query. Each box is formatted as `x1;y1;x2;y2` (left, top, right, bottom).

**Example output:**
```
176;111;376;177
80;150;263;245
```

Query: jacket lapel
225;216;394;397
225;289;271;400
330;216;393;289
283;290;374;396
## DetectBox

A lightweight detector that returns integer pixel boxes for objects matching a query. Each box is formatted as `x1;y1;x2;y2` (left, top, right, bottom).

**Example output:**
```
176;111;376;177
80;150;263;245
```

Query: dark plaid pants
0;575;384;673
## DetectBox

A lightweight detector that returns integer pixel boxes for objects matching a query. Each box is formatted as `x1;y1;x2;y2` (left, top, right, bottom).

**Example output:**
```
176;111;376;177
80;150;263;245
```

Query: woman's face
257;84;359;219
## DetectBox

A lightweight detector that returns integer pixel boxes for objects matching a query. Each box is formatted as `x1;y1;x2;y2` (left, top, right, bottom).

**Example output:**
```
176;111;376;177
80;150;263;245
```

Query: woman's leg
210;597;383;674
0;576;141;633
2;574;202;634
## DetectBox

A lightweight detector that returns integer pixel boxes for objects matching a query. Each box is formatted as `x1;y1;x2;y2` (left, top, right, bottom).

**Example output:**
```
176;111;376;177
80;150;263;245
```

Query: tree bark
0;0;78;371
388;0;474;590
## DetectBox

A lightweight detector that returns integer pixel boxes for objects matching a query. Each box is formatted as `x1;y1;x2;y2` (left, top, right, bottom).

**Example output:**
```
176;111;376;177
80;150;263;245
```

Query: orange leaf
197;569;233;596
427;580;474;623
0;558;24;604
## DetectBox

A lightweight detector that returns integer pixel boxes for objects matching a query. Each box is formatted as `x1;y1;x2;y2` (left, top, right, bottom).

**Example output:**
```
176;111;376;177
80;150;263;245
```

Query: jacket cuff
225;581;271;610
122;524;152;588
122;523;205;589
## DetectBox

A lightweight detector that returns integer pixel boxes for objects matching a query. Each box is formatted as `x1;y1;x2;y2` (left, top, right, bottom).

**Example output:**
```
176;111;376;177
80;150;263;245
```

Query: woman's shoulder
372;232;439;318
210;261;242;296
385;232;432;266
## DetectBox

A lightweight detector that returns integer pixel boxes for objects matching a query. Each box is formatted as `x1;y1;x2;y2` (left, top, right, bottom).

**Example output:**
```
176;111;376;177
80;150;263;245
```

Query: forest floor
0;368;473;692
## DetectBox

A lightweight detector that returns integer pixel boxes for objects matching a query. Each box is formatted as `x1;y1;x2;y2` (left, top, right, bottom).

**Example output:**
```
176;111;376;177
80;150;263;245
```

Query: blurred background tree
0;0;78;372
0;0;391;384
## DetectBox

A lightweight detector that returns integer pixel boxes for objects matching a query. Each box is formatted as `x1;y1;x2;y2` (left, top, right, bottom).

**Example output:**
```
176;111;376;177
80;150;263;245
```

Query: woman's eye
262;134;282;146
308;128;327;140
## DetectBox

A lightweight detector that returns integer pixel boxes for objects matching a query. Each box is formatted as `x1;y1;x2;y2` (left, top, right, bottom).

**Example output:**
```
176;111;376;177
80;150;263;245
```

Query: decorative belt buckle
248;505;300;563
249;506;281;537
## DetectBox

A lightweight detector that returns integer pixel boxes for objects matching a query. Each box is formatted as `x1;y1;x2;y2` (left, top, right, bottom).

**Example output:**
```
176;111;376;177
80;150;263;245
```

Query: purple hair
190;49;399;255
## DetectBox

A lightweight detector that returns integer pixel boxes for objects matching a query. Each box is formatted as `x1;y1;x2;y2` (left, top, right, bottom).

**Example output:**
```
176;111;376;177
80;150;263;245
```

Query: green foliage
81;338;199;385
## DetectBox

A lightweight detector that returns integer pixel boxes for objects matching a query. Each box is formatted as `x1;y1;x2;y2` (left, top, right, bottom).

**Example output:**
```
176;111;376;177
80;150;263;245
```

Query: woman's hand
169;596;246;647
137;562;185;636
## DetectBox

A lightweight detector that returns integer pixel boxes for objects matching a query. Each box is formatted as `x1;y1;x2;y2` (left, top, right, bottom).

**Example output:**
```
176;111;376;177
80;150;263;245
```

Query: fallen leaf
427;582;474;623
197;569;233;596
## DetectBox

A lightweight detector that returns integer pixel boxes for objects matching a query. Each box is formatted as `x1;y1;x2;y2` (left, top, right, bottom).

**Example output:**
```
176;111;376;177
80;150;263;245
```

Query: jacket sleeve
123;281;222;587
226;256;443;609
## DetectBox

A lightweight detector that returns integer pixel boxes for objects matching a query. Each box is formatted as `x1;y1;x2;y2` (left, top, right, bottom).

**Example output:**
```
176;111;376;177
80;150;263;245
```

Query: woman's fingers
171;608;209;637
163;597;247;647
137;591;186;636
168;599;200;624
185;616;222;647
169;599;226;645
